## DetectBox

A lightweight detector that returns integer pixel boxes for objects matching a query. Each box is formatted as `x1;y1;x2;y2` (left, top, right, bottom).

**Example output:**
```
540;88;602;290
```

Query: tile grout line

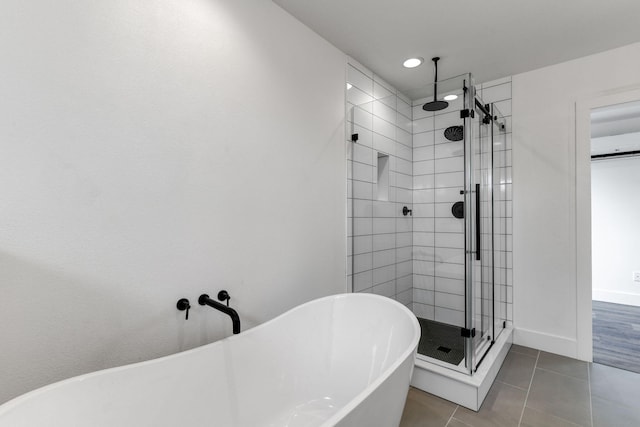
517;350;540;427
534;365;590;381
444;405;459;427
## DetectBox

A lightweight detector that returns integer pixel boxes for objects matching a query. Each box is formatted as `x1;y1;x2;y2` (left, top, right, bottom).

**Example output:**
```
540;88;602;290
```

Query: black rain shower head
422;57;449;112
423;100;449;112
444;125;464;142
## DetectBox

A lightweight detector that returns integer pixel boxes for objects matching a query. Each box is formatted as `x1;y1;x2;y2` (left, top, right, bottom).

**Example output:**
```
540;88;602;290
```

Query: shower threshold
411;326;513;411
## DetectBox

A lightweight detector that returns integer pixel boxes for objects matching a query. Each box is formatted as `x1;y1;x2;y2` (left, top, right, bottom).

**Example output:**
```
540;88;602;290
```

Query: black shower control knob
176;298;191;320
452;201;464;219
218;290;231;306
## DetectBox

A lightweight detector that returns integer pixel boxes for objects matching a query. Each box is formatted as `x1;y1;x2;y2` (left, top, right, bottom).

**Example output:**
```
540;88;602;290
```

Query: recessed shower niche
347;60;513;410
376;152;389;201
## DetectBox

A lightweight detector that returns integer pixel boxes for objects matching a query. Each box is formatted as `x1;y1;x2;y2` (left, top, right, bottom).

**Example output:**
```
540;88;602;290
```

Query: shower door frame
463;83;499;373
462;80;477;374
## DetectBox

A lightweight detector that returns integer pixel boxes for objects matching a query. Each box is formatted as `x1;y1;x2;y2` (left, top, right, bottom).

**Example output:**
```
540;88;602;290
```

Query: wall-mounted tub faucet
199;292;241;334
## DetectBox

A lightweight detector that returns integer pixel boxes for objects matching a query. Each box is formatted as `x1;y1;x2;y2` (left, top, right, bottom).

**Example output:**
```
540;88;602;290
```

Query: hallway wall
512;41;640;358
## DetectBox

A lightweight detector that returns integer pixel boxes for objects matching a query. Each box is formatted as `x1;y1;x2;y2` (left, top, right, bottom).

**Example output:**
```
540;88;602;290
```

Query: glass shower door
465;92;495;370
492;105;509;339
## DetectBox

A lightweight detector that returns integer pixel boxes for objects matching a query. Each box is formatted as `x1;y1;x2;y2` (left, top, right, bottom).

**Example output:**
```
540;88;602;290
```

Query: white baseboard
593;289;640;307
513;328;578;359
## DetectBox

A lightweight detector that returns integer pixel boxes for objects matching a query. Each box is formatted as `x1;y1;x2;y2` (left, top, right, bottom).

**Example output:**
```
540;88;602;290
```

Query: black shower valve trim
176;298;191;320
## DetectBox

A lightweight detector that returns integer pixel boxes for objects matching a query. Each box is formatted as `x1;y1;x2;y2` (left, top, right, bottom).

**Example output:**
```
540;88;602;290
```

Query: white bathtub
0;293;419;427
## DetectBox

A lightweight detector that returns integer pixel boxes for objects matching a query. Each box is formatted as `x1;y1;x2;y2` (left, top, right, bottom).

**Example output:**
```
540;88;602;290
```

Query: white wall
592;156;640;306
512;41;640;358
0;0;346;403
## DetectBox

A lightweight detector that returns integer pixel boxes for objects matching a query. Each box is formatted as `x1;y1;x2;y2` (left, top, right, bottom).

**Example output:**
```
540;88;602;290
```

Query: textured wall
0;0;347;403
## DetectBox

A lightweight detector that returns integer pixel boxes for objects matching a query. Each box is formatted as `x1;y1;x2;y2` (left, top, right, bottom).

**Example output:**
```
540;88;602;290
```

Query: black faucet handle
176;298;191;320
218;290;230;306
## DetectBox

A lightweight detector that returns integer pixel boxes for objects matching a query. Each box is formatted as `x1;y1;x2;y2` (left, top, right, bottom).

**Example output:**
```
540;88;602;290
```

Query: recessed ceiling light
402;57;423;68
444;94;458;101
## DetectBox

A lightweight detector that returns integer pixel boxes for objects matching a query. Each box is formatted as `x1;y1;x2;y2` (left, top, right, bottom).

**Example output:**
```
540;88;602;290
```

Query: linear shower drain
437;346;452;353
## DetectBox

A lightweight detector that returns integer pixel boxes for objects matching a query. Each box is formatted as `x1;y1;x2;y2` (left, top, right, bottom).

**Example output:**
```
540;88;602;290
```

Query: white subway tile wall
347;63;513;328
479;78;514;328
347;59;413;305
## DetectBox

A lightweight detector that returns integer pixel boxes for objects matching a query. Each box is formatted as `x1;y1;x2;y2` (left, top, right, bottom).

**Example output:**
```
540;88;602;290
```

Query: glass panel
347;97;375;295
411;73;471;374
492;104;509;338
345;67;413;306
463;76;476;375
469;93;494;370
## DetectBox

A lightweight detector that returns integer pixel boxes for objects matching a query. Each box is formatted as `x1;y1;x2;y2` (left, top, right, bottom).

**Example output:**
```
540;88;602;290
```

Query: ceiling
591;100;640;139
272;0;640;99
591;100;640;156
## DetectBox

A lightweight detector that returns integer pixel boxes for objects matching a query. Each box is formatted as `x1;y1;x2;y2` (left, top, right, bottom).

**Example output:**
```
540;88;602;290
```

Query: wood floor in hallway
592;300;640;373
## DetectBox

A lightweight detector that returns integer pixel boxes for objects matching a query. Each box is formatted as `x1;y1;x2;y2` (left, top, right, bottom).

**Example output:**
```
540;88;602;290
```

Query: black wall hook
176;298;191;320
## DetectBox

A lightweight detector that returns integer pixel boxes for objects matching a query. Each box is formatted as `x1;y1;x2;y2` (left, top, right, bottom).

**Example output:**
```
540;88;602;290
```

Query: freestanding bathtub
0;293;420;427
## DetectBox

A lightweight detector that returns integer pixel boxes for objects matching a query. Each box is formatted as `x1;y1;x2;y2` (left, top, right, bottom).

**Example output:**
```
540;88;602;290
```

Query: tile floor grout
494;378;528;391
444;405;458;426
535;365;589;381
517;349;540;427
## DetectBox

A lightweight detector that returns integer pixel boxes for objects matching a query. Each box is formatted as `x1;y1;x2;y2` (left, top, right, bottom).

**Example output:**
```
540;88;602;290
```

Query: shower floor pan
417;318;465;366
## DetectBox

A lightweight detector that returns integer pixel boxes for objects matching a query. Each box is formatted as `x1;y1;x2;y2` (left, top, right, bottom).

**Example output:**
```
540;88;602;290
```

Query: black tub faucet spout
198;293;241;334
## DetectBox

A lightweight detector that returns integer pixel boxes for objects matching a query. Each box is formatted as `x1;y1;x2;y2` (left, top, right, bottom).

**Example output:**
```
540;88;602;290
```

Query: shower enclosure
347;69;509;378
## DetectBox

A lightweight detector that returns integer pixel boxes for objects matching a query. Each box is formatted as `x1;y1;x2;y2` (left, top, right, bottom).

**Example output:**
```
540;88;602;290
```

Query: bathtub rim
314;293;420;426
0;293;420;426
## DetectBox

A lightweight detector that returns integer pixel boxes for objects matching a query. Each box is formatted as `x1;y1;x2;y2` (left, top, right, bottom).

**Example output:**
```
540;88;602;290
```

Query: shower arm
433;57;439;102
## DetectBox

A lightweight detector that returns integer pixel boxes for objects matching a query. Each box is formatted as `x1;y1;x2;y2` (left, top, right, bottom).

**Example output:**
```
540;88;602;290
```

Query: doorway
590;100;640;372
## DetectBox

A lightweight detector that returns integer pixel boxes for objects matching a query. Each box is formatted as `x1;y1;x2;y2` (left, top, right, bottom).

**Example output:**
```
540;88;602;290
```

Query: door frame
575;86;640;361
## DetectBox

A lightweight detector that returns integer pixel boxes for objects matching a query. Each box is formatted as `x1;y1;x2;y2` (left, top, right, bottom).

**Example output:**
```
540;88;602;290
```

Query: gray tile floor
400;344;640;427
